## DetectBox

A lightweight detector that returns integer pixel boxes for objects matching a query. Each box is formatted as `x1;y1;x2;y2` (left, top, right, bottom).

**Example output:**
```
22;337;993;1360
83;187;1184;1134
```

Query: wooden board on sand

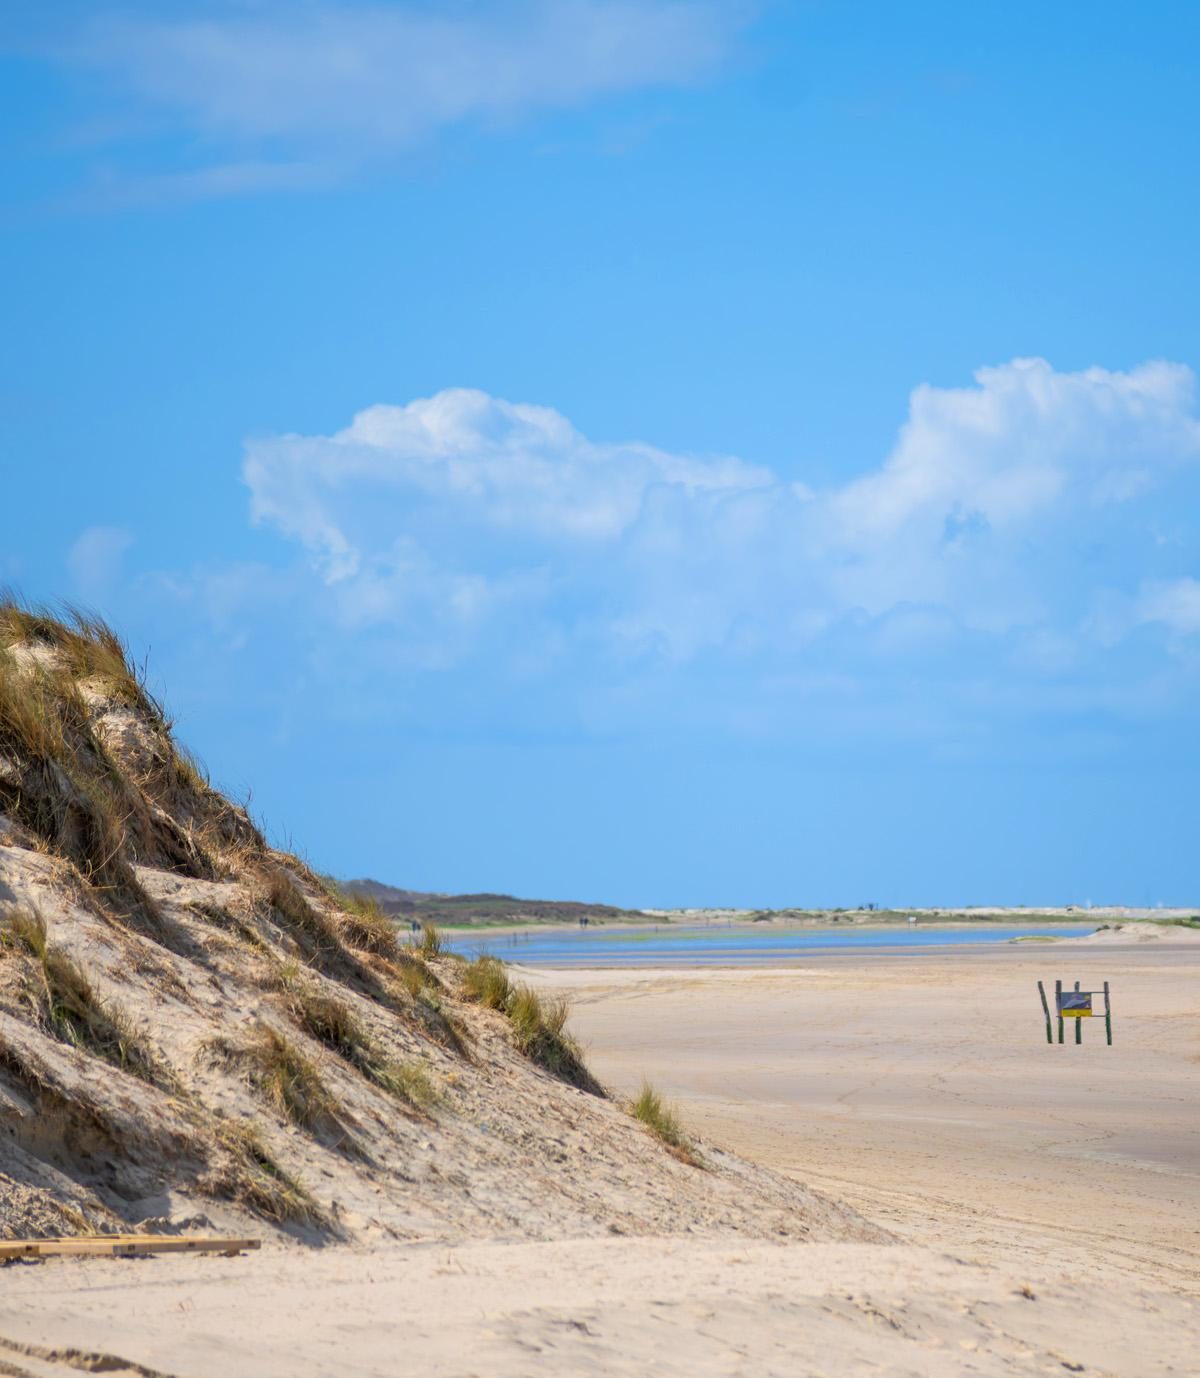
0;1235;260;1261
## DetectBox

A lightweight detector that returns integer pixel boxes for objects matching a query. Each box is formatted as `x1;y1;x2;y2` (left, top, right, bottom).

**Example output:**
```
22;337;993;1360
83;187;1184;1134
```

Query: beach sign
1037;980;1112;1045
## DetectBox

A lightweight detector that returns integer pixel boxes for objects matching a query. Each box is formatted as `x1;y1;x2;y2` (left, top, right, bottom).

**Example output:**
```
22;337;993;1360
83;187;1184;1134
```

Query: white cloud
67;525;133;596
245;386;771;580
242;360;1200;667
823;358;1200;622
833;358;1199;541
61;1;743;189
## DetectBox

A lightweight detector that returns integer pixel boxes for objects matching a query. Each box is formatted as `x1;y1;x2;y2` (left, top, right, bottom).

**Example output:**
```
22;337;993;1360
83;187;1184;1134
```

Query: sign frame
1038;979;1112;1045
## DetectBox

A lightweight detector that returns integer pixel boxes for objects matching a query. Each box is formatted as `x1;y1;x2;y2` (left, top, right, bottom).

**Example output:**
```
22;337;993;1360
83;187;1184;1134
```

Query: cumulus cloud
823;358;1200;625
47;1;744;196
245;387;772;580
241;359;1200;668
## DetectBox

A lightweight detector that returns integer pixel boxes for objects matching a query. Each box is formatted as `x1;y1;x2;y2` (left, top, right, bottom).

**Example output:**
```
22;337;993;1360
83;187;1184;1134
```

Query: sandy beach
1;932;1197;1376
557;936;1200;1293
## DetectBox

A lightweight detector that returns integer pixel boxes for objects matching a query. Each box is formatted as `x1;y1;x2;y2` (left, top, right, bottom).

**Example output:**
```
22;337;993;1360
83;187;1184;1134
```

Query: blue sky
2;1;1198;906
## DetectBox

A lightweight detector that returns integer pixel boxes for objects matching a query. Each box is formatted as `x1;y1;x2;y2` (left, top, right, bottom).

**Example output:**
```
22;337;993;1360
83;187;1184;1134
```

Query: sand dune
0;606;869;1249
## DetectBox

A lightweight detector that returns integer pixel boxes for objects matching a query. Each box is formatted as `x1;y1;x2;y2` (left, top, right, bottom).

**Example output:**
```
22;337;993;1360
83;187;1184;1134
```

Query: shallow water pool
441;924;1094;967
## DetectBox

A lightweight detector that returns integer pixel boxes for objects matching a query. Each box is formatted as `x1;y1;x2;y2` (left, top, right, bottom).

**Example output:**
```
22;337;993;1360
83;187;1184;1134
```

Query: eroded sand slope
0;607;873;1246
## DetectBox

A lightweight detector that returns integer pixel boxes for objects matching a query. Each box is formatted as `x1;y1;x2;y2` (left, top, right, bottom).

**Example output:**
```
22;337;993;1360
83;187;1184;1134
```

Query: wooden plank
0;1236;260;1261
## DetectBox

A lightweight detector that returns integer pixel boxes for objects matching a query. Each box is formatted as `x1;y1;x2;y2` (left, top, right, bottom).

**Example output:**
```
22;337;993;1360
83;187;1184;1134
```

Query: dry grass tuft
276;962;363;1056
409;984;470;1058
631;1081;701;1166
505;986;601;1094
0;599;166;724
273;963;441;1112
170;743;210;794
1;907;49;960
208;1119;324;1227
259;867;343;957
0;619;162;922
255;871;405;1018
0;908;167;1086
243;1023;343;1136
369;1057;438;1111
340;906;398;956
0;596;268;898
460;955;601;1093
392;952;437;998
320;881;399;956
418;922;443;959
461;954;510;1010
262;867;324;930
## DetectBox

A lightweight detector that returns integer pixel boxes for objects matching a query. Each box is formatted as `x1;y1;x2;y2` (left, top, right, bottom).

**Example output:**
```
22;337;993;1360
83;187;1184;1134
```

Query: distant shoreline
430;906;1198;933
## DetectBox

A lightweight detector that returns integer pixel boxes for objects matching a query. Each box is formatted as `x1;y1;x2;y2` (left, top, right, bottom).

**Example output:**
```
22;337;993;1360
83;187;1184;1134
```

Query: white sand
2;1233;1198;1378
555;939;1200;1293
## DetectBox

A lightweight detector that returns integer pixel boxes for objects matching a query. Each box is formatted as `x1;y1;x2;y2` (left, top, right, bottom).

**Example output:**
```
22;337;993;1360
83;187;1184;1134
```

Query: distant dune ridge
341;878;642;927
0;600;875;1246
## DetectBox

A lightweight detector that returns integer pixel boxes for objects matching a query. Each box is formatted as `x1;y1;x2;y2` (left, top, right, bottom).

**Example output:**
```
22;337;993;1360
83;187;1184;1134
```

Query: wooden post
1055;979;1063;1043
1104;980;1112;1046
1037;980;1053;1044
1074;980;1082;1043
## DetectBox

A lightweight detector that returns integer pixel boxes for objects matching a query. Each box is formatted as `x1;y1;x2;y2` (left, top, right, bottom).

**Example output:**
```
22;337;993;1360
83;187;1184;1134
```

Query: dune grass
338;898;399;955
340;895;399;954
0;653;120;842
209;1119;323;1227
369;1057;437;1110
0;599;166;724
261;867;334;941
460;954;601;1093
461;954;511;1009
392;951;438;998
276;963;365;1058
0;610;163;919
258;867;408;1010
409;984;470;1059
418;922;443;959
257;867;357;970
0;908;167;1085
243;1024;342;1135
631;1081;700;1165
275;962;438;1112
317;878;401;956
505;987;598;1090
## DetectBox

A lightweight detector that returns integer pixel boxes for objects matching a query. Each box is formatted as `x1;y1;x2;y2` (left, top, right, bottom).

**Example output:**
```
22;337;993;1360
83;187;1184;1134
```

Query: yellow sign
1061;1008;1092;1017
